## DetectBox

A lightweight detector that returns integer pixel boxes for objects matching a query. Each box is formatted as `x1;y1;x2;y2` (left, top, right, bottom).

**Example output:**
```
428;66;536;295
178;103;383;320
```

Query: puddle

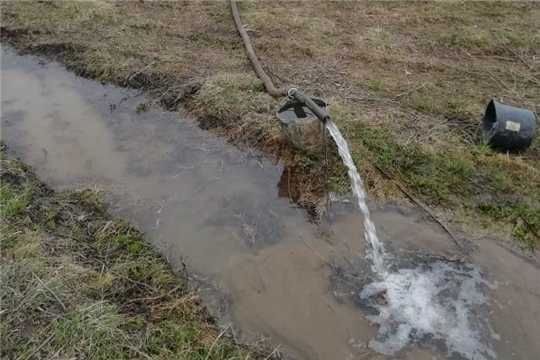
2;47;540;360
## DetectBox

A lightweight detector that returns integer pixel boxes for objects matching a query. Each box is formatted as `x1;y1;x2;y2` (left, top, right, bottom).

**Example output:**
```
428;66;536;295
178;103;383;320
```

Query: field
1;1;538;246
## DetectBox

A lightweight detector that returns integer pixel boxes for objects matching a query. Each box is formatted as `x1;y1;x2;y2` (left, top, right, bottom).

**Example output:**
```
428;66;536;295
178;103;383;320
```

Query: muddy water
2;47;540;360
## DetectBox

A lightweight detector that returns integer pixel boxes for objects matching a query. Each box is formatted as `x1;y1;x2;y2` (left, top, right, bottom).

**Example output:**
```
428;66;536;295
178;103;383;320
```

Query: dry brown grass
1;1;539;246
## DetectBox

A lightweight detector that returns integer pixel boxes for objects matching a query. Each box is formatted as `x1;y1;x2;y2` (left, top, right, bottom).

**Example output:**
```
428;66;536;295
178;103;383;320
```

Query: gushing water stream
325;120;386;275
326;120;498;359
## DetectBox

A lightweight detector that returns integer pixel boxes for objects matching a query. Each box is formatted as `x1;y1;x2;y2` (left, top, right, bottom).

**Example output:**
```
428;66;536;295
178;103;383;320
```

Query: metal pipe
289;89;330;123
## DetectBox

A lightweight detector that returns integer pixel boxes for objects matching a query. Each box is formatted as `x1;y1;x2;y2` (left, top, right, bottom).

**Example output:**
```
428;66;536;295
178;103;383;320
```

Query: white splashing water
325;120;497;359
360;262;497;360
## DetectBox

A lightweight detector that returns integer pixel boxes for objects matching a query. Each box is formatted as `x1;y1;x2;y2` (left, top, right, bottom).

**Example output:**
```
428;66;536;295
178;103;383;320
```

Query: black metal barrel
482;100;536;151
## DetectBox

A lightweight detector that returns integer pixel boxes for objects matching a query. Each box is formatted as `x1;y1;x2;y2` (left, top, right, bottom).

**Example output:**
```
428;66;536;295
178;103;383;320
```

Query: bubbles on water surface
325;120;499;359
360;260;498;360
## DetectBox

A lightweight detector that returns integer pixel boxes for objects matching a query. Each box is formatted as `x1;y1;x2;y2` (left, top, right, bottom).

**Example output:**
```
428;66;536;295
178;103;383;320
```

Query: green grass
0;146;265;360
188;72;281;147
437;27;539;54
443;99;471;122
334;106;540;247
478;201;540;247
135;102;150;114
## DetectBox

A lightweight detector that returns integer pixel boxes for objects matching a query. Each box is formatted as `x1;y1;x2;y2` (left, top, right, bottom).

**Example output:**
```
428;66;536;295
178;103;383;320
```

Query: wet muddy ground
2;47;539;360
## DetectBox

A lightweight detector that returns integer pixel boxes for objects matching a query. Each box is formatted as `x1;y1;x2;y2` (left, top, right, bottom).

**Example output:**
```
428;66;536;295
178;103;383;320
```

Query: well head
276;98;328;152
277;98;328;125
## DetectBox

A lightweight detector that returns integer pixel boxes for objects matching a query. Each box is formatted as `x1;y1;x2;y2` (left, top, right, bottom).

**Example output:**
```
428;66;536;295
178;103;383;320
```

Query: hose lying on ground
230;0;331;122
229;0;287;99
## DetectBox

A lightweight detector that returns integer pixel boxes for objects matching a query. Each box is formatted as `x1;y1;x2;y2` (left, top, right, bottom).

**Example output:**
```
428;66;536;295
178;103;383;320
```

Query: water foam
361;261;497;359
325;120;497;359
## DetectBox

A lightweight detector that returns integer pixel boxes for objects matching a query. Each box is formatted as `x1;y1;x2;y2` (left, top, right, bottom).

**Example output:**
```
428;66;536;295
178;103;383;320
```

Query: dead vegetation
1;0;539;247
0;144;268;359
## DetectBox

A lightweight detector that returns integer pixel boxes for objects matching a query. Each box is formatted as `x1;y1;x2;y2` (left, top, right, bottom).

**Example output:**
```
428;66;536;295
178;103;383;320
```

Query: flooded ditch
2;47;540;360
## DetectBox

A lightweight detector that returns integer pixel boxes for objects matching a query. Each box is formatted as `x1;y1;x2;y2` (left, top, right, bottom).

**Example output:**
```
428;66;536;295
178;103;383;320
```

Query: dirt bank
1;1;539;247
0;144;269;359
